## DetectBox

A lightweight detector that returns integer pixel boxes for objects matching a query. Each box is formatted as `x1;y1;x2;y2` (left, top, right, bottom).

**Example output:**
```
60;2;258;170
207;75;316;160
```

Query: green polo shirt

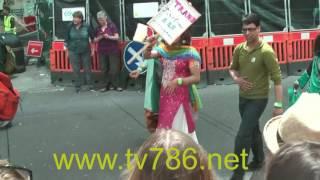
230;41;282;99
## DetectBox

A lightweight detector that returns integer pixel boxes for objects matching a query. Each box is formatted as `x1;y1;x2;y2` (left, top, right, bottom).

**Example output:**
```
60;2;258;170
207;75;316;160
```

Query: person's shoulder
67;22;73;28
187;45;198;52
234;42;245;51
82;23;91;28
110;23;119;31
261;41;274;53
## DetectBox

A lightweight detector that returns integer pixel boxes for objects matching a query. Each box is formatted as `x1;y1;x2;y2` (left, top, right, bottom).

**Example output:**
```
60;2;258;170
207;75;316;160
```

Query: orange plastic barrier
207;34;245;71
50;30;320;85
191;37;208;72
50;42;124;73
261;32;289;65
50;49;71;72
288;30;320;62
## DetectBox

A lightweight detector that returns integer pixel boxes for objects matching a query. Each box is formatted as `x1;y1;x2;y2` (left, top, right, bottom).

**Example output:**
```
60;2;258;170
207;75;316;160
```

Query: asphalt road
0;66;297;180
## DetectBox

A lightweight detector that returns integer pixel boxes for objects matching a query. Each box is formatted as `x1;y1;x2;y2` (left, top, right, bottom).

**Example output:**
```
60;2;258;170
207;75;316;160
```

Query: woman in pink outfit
144;31;202;143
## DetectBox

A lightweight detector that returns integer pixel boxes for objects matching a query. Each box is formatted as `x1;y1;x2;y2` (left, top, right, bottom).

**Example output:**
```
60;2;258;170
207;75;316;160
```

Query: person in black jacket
65;11;94;93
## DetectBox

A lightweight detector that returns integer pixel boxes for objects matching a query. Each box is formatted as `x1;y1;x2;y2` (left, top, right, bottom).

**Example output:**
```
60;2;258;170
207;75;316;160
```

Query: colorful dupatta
155;42;203;111
155;43;201;62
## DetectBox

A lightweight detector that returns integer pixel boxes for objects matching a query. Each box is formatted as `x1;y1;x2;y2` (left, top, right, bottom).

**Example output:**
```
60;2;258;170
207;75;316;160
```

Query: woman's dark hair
314;34;320;55
242;13;260;27
162;28;192;46
180;29;192;45
72;11;84;22
266;141;320;180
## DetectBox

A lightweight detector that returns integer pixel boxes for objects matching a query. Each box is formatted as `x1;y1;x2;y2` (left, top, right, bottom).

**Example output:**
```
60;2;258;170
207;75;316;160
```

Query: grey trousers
99;53;120;87
69;50;92;88
233;97;268;175
0;45;7;72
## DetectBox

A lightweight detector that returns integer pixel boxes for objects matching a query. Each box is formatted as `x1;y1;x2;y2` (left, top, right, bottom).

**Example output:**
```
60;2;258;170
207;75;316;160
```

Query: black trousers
69;50;92;88
233;97;268;175
99;53;120;88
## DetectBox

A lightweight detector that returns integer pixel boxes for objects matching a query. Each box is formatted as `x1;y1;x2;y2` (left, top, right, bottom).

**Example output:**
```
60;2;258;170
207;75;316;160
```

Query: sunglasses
242;27;257;33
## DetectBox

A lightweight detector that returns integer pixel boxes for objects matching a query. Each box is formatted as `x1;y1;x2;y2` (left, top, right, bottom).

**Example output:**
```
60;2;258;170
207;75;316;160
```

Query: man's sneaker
100;84;111;92
247;161;264;171
116;87;123;92
230;173;244;180
0;121;12;129
75;87;81;93
83;85;94;91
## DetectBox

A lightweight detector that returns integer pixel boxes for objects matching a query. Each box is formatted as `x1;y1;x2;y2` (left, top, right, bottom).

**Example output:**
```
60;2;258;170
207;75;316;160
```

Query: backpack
0;72;19;121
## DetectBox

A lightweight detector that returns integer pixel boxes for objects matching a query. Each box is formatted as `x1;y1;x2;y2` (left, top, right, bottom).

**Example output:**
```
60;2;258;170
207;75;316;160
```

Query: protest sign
147;0;201;45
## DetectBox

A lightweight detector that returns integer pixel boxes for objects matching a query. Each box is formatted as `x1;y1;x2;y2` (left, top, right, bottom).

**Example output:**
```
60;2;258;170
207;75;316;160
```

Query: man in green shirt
229;13;284;180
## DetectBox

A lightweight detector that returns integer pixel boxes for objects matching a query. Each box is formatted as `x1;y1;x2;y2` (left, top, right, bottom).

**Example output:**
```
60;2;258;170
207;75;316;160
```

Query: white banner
133;2;159;18
147;0;201;45
62;7;85;22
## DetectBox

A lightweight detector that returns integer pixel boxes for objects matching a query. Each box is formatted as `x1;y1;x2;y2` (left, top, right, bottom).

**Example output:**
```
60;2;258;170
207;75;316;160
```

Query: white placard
133;23;149;42
263;35;274;43
301;32;310;40
62;7;85;22
223;38;234;46
147;0;201;45
133;2;159;18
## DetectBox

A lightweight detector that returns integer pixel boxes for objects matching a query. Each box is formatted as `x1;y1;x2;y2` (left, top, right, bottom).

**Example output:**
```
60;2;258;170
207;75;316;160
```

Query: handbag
0;72;20;121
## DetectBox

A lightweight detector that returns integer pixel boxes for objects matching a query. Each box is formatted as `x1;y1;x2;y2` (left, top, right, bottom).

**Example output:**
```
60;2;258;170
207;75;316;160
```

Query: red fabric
147;27;154;37
0;72;19;121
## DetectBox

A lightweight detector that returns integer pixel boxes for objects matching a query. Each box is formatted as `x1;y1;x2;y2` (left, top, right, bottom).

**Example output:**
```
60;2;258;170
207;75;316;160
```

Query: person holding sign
144;29;202;143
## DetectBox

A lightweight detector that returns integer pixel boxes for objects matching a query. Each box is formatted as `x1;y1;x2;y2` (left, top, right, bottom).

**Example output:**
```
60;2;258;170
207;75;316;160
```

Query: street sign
123;41;146;74
147;0;201;45
27;41;43;57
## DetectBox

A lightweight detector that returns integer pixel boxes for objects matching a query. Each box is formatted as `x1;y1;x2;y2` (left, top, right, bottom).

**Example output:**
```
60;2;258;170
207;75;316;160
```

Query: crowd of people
123;12;319;180
1;5;320;180
63;9;320;179
65;10;125;93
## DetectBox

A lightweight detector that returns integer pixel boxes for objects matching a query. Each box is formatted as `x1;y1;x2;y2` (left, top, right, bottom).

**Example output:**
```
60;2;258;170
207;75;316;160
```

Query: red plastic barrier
260;32;288;65
191;37;208;72
51;41;65;50
288;30;320;62
50;31;320;77
90;43;100;72
50;41;127;72
207;34;245;71
50;49;71;72
207;32;288;71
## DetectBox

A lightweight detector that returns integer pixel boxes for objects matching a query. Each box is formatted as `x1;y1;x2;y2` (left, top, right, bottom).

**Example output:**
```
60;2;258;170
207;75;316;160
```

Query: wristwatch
274;102;283;109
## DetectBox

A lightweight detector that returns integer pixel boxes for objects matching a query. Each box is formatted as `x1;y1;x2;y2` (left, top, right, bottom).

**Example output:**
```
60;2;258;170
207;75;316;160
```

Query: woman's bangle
274;101;283;109
137;67;143;72
177;78;183;86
